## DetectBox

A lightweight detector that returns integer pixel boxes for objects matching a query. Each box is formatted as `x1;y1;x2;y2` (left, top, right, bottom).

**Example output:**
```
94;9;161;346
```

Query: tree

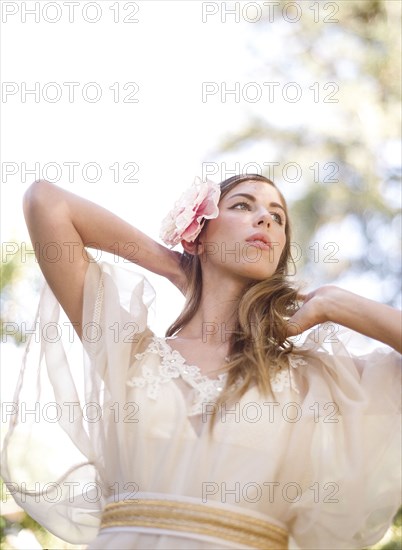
217;0;401;305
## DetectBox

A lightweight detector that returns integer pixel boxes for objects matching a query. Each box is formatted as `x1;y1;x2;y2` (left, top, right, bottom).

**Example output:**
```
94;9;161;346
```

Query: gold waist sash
100;497;288;549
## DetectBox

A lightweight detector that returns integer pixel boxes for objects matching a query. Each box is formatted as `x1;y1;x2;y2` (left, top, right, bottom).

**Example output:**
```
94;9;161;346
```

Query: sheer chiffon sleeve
286;328;401;549
1;258;156;543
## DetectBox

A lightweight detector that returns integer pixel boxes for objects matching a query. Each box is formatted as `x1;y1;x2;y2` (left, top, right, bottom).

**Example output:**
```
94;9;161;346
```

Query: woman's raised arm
287;285;402;353
23;179;185;339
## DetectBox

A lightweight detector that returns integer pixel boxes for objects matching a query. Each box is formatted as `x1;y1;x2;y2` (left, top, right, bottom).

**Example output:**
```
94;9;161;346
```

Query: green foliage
364;506;402;550
0;256;24;345
0;252;40;346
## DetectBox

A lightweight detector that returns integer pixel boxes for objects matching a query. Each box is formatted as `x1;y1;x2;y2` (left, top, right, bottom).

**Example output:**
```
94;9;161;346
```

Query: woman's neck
178;269;248;345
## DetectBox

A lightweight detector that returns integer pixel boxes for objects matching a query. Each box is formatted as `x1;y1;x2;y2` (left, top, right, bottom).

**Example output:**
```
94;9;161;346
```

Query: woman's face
198;179;287;283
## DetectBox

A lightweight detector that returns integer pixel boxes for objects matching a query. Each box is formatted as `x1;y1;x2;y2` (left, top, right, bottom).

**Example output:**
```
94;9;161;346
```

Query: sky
1;1;400;412
1;0;322;333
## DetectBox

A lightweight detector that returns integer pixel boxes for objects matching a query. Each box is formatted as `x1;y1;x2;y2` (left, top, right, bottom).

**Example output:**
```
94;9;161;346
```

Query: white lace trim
93;276;104;329
86;273;104;359
127;336;307;413
270;354;307;395
127;336;227;415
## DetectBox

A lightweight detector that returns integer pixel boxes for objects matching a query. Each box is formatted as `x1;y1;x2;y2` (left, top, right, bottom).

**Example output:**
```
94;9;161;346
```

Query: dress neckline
153;335;229;384
128;335;229;418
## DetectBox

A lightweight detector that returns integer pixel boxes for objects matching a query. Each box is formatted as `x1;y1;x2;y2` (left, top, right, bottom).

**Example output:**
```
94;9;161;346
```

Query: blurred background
1;0;401;548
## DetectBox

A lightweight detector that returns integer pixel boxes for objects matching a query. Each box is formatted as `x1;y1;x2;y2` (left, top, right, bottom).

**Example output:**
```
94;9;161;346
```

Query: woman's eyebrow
228;193;286;214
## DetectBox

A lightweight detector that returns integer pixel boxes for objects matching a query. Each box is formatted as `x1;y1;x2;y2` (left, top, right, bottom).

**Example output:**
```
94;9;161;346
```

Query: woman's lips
245;239;272;251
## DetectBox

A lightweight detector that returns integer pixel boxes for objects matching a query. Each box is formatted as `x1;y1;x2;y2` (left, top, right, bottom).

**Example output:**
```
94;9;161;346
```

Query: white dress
1;259;401;549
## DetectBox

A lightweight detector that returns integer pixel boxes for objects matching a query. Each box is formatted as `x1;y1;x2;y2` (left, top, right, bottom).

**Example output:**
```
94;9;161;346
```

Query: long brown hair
165;174;301;430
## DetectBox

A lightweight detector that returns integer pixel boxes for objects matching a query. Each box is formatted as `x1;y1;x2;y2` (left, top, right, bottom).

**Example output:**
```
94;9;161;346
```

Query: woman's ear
181;239;203;256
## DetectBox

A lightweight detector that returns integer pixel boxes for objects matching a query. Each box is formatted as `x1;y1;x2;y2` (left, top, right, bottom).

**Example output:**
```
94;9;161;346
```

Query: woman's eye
232;202;251;210
270;212;283;224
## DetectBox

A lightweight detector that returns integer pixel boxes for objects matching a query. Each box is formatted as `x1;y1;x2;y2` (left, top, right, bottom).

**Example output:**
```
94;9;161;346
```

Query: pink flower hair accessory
159;177;221;248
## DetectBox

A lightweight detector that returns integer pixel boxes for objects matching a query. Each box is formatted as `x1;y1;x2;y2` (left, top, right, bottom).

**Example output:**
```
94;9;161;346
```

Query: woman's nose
257;212;271;227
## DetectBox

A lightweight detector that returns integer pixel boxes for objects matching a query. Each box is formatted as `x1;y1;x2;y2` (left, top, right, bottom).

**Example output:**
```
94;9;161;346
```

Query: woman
2;174;401;549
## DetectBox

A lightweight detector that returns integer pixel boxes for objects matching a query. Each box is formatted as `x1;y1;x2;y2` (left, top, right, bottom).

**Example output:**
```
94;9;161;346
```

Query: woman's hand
286;285;402;353
286;286;335;336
